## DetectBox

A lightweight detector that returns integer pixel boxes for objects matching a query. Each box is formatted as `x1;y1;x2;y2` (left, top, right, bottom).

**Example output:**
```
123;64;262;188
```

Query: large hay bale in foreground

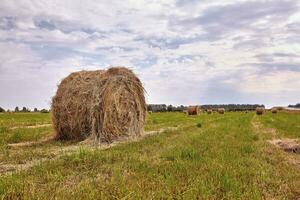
256;107;265;115
51;67;146;143
218;108;225;114
187;106;200;115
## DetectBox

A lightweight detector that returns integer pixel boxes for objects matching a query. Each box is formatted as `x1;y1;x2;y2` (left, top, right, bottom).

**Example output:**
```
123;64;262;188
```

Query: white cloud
0;0;300;109
239;71;300;94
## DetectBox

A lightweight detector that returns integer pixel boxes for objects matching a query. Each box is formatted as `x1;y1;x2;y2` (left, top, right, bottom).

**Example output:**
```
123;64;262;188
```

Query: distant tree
167;105;173;112
288;103;300;108
20;107;31;112
161;104;167;112
15;106;19;112
40;109;49;113
201;104;264;112
34;108;38;112
0;107;5;112
147;105;152;111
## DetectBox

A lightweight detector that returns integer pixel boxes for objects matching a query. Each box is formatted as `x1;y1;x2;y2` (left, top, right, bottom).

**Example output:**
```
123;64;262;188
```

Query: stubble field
0;111;299;199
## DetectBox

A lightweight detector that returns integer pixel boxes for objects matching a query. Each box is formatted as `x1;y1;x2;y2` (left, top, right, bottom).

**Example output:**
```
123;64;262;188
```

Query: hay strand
51;67;146;143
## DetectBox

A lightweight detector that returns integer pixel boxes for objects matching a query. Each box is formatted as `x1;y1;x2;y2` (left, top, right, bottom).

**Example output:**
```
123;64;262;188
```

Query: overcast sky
1;0;300;109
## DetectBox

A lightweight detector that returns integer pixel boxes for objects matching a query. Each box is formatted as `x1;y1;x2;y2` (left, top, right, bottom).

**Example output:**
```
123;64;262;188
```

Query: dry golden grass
51;67;146;143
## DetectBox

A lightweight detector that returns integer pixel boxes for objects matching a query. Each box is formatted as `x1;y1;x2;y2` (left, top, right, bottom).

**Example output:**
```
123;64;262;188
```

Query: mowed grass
0;112;51;127
258;111;300;138
0;113;56;165
0;113;52;145
0;112;299;199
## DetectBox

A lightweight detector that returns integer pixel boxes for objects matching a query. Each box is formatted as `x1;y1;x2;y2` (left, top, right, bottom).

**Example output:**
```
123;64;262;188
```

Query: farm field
0;112;299;199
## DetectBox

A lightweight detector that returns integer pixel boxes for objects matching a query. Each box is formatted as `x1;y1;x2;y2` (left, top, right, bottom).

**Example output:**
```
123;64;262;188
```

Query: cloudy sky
1;0;300;109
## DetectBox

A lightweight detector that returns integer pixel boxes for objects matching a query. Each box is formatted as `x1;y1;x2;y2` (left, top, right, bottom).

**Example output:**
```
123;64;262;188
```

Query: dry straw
256;107;265;115
51;67;146;143
218;108;225;114
187;106;200;115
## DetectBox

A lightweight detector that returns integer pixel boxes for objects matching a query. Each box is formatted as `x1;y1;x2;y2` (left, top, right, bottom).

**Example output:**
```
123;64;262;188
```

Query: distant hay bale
256;107;265;115
283;108;300;114
277;107;284;111
271;108;278;114
218;108;225;114
207;109;212;114
187;106;200;115
51;67;146;143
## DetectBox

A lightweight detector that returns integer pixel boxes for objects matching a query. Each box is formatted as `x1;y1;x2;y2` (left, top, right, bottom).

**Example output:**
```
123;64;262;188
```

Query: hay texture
187;106;200;115
256;107;265;115
218;108;225;114
51;67;146;143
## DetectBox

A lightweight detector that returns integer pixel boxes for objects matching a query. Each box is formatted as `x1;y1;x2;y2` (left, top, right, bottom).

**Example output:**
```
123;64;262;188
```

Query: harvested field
1;1;299;199
0;112;299;199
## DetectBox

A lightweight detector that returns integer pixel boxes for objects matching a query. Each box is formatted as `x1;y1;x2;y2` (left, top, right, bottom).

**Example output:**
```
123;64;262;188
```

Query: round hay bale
218;108;225;114
256;107;265;115
277;107;284;111
187;106;200;115
51;67;146;143
207;109;212;114
271;108;278;114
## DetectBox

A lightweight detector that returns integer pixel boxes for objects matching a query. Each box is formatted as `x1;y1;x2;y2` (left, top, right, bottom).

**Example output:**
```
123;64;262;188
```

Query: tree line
201;104;265;112
1;104;267;113
147;104;265;112
288;103;300;108
0;106;49;113
147;104;187;112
